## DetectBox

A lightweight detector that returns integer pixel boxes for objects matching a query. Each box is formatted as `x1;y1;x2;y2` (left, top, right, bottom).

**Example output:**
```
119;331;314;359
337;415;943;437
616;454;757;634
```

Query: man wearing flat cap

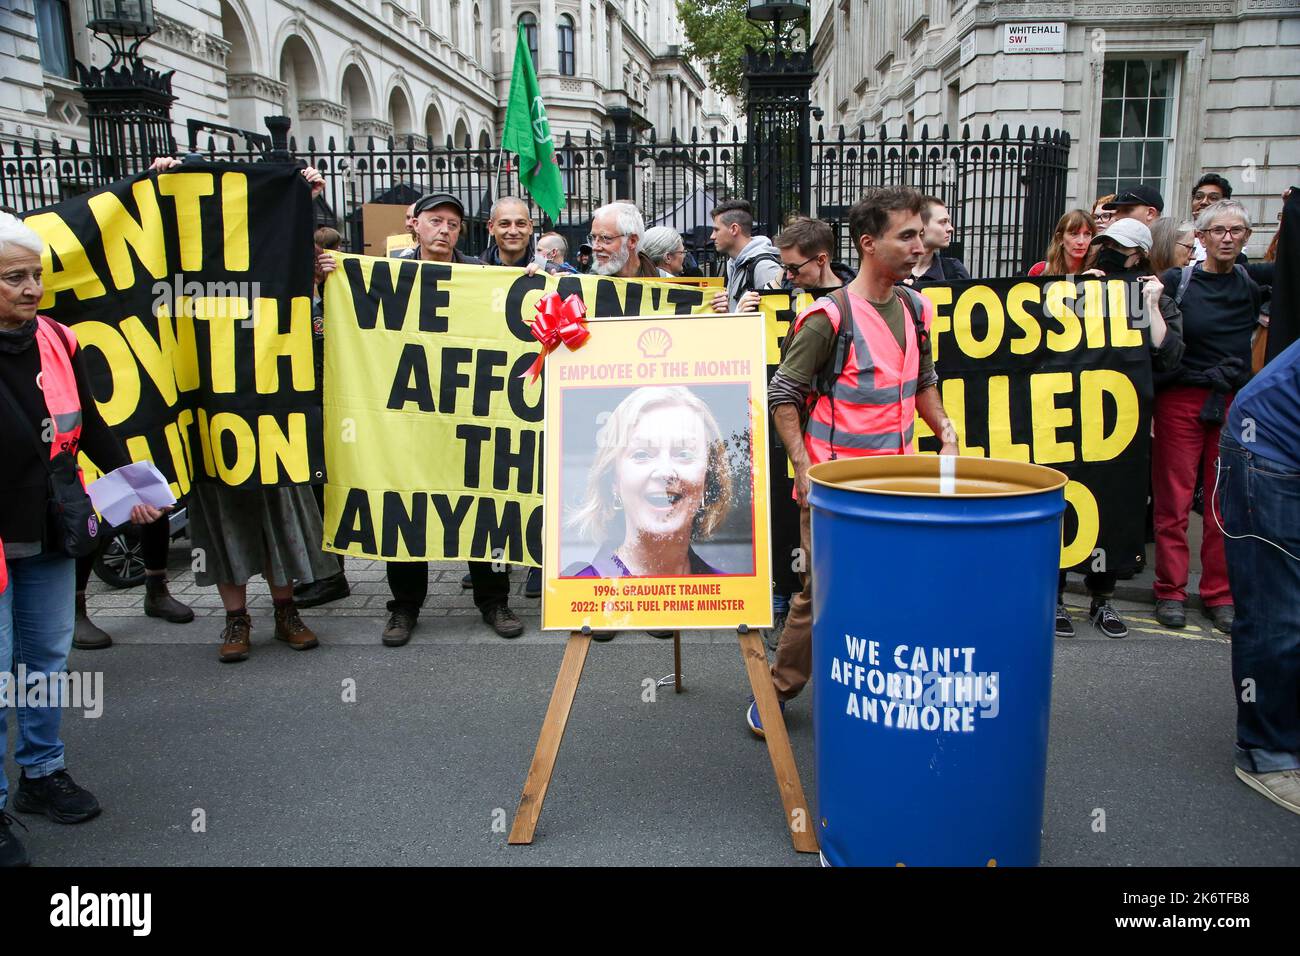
393;192;481;265
379;193;525;645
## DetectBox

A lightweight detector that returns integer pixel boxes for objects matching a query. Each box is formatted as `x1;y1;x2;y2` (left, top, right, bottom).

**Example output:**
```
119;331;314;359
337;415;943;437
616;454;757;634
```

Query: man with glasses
1188;174;1234;264
1151;199;1275;633
380;192;525;645
587;202;660;278
766;217;852;644
773;216;855;293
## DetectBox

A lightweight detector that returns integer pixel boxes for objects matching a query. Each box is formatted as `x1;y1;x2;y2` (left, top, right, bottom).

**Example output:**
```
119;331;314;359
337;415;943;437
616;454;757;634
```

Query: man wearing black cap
380;192;524;644
576;243;594;273
1105;184;1164;228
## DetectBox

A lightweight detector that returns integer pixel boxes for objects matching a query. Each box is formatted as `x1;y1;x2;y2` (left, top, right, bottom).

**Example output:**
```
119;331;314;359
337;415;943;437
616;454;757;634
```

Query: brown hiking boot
219;613;252;663
274;603;319;651
73;593;112;650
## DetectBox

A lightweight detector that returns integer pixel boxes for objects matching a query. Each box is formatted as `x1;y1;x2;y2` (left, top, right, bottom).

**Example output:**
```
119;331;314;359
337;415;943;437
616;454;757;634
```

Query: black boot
293;572;351;609
73;593;112;650
143;575;195;623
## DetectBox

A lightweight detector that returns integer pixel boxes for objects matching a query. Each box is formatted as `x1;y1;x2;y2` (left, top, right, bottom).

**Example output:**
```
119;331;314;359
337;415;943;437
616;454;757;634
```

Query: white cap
1091;217;1152;253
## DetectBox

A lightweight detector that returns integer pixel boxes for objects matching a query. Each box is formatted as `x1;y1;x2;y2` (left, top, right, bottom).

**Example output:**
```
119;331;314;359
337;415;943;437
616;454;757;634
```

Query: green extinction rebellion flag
502;23;565;221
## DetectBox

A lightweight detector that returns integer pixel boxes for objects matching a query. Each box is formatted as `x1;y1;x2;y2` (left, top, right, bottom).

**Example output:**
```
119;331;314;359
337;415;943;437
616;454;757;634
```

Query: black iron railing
1;119;1070;278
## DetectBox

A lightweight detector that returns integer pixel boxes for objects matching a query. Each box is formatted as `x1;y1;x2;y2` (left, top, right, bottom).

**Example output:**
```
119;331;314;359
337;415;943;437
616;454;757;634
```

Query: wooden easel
508;625;819;854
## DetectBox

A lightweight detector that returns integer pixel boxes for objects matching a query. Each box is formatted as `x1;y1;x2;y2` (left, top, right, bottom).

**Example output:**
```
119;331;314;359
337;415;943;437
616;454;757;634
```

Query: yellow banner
320;255;716;563
542;314;773;631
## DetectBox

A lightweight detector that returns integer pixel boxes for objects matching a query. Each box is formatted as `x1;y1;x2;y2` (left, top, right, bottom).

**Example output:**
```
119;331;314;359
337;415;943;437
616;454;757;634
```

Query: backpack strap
1232;263;1263;314
741;251;783;291
813;287;855;397
894;285;931;361
1173;264;1195;307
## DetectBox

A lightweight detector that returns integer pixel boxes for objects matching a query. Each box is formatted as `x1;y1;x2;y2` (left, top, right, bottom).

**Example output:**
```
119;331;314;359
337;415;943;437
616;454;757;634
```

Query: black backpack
739;250;784;292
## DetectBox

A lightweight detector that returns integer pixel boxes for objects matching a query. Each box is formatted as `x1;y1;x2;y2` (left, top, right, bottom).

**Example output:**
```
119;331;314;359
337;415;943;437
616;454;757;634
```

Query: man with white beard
587;202;661;278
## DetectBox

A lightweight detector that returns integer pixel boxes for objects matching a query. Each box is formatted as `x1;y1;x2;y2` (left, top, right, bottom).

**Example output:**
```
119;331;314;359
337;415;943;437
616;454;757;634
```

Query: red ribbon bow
524;292;589;382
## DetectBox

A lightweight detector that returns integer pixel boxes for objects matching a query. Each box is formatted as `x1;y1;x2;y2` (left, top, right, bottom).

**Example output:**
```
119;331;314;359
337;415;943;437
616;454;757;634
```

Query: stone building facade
810;0;1299;251
1;0;733;154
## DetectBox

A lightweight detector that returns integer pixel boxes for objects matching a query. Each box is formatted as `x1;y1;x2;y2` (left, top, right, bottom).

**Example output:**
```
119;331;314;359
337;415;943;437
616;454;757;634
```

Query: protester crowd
1;158;1296;866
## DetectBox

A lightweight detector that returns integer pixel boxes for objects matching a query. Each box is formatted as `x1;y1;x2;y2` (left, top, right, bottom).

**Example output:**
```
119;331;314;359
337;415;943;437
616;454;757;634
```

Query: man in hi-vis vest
748;186;959;737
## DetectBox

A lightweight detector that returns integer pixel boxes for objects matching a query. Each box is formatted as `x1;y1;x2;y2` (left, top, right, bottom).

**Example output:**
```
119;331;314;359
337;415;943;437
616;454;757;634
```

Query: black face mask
1095;247;1133;274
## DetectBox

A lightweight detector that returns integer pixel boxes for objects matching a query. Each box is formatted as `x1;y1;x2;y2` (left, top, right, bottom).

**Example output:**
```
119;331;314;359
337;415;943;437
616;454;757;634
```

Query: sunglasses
782;256;819;277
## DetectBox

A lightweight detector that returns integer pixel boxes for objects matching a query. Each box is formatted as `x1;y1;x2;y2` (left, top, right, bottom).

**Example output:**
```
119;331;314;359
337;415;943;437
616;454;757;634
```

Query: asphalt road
5;559;1296;867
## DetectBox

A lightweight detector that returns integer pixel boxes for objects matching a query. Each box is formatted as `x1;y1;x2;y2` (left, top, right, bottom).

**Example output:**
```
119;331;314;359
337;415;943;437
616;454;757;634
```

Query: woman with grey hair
1151;199;1275;633
1149;217;1196;275
641;226;688;277
0;212;169;865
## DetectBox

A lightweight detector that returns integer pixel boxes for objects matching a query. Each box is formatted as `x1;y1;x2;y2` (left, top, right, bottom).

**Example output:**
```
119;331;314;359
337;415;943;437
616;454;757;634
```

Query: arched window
519;12;538;69
558;14;576;76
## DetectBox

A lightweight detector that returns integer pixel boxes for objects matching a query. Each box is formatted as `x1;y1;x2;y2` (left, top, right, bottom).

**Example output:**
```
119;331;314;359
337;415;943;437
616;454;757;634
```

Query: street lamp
77;0;175;179
86;0;157;64
742;0;813;236
745;0;809;53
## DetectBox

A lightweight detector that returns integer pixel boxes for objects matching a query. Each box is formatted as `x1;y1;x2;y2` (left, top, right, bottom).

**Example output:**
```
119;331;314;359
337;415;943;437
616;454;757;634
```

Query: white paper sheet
86;461;177;527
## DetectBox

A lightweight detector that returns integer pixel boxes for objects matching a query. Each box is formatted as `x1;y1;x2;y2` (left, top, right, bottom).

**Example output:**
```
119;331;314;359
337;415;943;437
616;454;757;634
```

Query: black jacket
0;318;129;550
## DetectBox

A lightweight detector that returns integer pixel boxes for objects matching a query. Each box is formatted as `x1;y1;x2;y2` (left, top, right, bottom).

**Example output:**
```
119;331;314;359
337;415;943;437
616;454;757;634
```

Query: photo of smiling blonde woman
562;385;751;578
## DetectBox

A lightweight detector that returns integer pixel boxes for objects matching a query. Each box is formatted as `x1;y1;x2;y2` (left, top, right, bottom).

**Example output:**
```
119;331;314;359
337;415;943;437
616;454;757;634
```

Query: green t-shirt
779;291;914;385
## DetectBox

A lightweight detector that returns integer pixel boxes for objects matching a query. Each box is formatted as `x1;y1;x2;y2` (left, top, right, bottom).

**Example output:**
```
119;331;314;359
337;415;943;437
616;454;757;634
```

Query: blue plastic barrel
807;455;1067;867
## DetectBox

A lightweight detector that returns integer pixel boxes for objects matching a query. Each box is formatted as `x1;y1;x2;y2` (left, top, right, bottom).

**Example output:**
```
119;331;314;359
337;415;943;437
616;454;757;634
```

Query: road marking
1130;625;1229;644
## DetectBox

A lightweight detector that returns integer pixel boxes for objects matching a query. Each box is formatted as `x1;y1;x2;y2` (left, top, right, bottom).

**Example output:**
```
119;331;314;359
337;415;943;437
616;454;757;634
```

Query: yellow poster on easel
541;313;773;632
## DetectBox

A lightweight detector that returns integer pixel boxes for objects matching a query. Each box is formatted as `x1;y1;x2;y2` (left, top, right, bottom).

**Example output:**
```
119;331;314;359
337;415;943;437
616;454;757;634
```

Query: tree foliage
675;0;771;102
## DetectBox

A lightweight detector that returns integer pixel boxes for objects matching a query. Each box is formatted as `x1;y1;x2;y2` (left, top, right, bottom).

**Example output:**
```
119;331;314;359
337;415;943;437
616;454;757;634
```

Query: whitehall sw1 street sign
1002;22;1066;54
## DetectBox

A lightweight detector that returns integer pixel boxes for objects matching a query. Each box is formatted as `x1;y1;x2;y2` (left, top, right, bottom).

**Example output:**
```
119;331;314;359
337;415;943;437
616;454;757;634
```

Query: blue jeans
0;551;75;804
1217;435;1300;773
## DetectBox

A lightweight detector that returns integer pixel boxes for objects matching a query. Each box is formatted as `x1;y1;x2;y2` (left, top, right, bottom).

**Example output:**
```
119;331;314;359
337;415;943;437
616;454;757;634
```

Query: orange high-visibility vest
0;317;82;590
34;315;84;467
793;289;932;465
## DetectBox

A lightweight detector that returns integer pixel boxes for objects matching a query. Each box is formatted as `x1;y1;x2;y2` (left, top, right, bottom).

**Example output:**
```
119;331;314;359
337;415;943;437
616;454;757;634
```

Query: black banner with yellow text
761;275;1154;574
24;162;319;493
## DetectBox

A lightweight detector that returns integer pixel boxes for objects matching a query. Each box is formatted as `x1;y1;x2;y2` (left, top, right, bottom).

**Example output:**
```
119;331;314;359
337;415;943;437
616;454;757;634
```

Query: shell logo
636;326;672;359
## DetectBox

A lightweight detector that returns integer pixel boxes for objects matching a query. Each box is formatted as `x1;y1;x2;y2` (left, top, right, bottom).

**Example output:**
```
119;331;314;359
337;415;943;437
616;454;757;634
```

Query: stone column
596;5;608;89
226;73;288;139
540;0;559;74
579;0;592;79
610;10;622;88
297;98;348;150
